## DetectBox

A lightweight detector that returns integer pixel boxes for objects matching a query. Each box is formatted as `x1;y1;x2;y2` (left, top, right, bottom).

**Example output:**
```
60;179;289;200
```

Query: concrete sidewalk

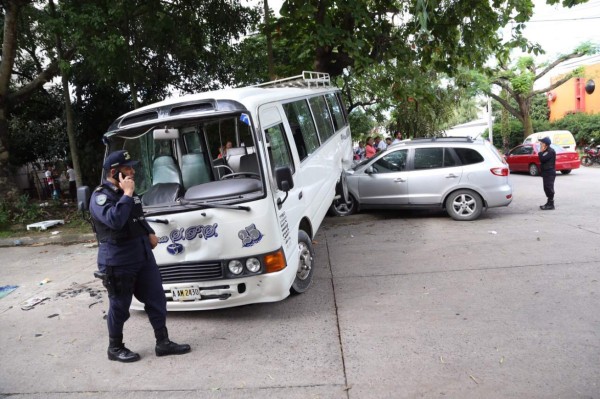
0;232;96;248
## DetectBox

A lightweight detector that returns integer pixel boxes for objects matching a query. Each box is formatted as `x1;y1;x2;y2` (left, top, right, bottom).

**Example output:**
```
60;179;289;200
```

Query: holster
94;268;136;296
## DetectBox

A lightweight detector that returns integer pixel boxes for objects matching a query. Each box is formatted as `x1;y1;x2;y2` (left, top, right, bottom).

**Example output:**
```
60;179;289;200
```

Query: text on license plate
171;286;201;301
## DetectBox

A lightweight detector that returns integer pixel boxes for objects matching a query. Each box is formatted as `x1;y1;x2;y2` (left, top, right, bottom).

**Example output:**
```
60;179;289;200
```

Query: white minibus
523;130;576;151
81;72;353;310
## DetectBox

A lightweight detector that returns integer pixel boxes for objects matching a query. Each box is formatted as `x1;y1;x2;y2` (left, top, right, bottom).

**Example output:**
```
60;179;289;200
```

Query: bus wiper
146;218;169;224
180;199;251;212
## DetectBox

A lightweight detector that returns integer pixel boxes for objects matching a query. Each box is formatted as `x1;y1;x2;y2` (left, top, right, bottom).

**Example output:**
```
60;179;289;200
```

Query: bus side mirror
275;166;294;192
77;186;91;211
275;166;293;209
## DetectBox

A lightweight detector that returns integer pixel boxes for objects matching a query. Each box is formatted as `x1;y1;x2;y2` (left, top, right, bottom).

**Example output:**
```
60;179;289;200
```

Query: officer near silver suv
538;137;556;210
90;150;191;362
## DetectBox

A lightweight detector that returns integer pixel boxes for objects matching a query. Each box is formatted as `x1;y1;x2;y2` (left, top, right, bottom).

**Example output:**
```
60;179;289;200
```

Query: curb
0;233;97;248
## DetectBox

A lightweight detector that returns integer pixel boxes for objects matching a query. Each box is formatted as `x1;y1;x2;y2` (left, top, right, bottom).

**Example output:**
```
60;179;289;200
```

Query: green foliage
348;109;377;141
552;113;600;144
0;195;44;229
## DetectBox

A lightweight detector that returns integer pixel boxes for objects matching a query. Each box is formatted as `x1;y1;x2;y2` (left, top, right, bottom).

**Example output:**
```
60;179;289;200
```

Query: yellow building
548;57;600;122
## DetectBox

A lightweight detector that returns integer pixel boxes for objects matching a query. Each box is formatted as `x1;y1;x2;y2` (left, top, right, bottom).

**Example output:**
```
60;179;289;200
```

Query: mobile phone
112;170;120;181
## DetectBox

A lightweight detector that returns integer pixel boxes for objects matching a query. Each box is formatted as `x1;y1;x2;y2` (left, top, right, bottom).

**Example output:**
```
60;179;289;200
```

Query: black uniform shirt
90;179;155;266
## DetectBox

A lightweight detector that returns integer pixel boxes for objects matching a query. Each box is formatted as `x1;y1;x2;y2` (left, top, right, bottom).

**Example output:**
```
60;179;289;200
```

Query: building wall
548;63;600;121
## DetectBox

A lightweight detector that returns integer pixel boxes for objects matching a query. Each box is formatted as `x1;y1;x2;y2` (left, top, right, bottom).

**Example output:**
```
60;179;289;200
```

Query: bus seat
143;155;183;206
239;154;260;175
213;158;233;179
152;155;182;185
226;147;246;172
181;153;210;189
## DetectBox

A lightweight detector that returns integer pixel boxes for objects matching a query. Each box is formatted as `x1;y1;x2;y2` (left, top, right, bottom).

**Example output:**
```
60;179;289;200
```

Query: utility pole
487;96;493;146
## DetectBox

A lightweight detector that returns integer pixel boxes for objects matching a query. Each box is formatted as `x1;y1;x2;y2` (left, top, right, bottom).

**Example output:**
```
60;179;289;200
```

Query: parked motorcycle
581;142;600;167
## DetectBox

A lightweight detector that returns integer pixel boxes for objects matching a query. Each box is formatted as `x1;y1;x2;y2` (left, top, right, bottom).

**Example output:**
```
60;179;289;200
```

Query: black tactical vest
92;185;151;243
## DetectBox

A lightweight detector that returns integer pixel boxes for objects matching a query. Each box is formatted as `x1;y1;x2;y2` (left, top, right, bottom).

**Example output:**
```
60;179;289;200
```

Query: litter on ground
26;220;65;231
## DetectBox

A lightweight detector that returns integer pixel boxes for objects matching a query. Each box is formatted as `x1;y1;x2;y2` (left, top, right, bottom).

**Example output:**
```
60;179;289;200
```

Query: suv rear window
454;148;484;165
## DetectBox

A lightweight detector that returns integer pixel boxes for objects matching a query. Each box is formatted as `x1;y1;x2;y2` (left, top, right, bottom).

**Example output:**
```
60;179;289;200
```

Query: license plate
171;286;201;301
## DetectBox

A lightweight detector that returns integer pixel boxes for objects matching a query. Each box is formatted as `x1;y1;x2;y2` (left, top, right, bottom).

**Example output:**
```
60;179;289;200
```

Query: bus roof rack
253;71;331;89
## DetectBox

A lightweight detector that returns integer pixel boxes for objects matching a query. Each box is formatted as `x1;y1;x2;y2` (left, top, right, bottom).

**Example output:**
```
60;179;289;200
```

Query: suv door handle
394;177;407;183
445;174;459;179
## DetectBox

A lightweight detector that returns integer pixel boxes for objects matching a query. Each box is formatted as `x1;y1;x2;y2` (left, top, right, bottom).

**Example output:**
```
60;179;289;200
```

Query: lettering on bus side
157;223;219;244
279;212;291;246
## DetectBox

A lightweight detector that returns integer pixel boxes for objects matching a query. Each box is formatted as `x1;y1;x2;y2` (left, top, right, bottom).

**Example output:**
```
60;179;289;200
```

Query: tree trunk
264;0;275;80
519;98;534;138
49;0;82;188
0;1;27;199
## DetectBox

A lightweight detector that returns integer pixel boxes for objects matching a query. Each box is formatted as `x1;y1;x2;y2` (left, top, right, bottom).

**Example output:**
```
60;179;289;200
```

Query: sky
513;0;600;60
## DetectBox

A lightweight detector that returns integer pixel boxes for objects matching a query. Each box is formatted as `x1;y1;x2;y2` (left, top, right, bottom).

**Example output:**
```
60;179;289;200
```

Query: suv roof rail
252;71;331;89
410;136;475;143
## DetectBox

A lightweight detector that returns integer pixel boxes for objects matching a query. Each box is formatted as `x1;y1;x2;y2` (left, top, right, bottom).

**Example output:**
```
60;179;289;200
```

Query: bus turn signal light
264;249;286;273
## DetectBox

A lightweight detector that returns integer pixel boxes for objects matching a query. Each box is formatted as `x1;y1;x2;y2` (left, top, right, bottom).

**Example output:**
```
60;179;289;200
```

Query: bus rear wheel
290;230;314;295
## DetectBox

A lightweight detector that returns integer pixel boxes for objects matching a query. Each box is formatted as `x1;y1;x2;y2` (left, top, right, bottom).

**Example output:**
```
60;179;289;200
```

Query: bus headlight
246;258;261;273
228;260;243;275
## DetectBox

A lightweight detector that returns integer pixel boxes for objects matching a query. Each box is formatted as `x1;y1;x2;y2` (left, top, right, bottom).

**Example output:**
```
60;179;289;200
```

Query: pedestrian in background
90;150;191;362
374;136;387;152
65;164;77;202
538;137;556;210
365;137;377;158
392;131;403;144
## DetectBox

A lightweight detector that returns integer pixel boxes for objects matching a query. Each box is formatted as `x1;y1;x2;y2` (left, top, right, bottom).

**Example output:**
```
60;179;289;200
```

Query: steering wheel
221;172;260;180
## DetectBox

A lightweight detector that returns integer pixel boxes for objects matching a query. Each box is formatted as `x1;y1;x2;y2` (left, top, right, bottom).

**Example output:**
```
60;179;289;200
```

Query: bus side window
325;93;346;131
265;124;295;176
309;96;335;142
283;100;320;161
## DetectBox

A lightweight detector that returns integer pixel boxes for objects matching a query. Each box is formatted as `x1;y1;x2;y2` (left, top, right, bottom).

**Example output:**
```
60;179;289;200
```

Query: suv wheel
446;189;483;221
330;194;357;217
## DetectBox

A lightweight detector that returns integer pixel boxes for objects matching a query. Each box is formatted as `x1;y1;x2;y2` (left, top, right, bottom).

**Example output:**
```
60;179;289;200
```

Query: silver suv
332;137;513;221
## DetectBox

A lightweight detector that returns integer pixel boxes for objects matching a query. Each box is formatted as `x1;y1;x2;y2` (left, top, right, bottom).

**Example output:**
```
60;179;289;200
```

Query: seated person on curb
89;150;191;363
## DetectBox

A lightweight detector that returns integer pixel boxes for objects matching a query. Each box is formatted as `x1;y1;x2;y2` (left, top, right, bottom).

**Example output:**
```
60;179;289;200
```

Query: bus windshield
105;112;264;208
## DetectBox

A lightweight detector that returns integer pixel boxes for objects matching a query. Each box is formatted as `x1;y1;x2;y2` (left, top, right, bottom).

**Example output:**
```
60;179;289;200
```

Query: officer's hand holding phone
117;172;135;197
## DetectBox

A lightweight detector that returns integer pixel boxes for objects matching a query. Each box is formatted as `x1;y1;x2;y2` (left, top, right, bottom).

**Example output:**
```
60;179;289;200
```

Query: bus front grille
158;262;223;283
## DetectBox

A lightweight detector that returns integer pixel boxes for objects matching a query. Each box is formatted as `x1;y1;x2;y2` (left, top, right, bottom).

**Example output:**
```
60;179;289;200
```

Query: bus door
258;105;304;252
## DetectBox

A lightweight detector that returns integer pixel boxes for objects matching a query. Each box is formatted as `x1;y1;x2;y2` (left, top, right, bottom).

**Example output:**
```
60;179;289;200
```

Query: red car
505;143;580;176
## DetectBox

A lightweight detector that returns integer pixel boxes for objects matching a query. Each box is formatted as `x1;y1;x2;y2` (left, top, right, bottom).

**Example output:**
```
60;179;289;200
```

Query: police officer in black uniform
538;137;556;210
90;150;191;362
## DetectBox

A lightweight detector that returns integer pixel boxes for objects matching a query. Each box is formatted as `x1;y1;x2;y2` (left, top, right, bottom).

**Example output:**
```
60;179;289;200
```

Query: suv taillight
490;167;509;176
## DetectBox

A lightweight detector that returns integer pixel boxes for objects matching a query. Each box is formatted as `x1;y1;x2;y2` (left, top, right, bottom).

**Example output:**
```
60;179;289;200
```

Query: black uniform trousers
99;256;167;338
541;173;555;200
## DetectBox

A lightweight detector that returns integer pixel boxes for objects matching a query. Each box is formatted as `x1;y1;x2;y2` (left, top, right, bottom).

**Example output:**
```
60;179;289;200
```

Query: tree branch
534;51;585;81
531;72;577;96
489;92;523;122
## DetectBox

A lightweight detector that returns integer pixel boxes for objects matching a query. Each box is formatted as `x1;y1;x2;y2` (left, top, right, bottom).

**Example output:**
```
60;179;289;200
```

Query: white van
523;130;576;151
80;72;353;311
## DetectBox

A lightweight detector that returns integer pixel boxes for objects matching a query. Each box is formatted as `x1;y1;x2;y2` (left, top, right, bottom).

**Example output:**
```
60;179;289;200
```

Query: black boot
154;327;191;357
540;200;555;210
107;335;141;363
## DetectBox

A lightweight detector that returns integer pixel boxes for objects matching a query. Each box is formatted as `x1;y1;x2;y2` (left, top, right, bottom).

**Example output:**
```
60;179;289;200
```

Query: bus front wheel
290;230;314;295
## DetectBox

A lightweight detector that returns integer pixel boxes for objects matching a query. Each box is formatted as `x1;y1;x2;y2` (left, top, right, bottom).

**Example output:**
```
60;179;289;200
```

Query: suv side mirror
77;186;91;211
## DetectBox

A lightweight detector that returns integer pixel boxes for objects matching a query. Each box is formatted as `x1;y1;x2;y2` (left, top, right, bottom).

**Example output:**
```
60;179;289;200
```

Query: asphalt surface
0;166;599;399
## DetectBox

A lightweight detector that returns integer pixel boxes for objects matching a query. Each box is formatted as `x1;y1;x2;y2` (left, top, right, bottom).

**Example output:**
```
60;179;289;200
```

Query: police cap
103;150;139;170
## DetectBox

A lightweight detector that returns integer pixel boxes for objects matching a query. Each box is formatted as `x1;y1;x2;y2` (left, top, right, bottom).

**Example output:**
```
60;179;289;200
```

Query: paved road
1;167;599;399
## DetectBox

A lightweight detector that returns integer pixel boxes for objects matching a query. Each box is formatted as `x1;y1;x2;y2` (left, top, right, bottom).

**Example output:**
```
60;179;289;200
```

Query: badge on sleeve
95;194;108;206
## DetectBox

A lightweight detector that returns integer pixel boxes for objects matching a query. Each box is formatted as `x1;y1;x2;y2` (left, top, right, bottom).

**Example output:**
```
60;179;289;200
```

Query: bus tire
290;230;314;295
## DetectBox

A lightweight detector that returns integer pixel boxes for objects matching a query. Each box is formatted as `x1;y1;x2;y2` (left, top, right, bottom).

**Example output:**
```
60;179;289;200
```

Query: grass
0;200;94;239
